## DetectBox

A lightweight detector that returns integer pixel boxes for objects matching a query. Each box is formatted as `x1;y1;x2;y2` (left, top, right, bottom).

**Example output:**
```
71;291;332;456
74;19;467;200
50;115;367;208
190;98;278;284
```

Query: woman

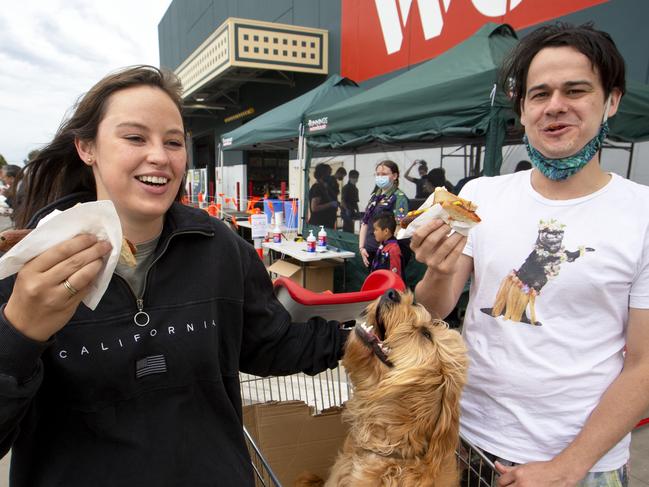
308;162;338;228
0;66;347;487
358;160;408;267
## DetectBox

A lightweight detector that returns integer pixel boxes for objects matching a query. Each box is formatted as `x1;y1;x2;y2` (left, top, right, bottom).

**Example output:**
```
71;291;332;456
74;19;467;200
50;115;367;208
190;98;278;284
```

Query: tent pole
218;143;224;219
626;142;635;179
297;124;305;235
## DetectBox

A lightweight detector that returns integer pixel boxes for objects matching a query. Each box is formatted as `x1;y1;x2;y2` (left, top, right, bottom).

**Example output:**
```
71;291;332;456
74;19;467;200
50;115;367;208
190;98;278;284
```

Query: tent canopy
221;74;361;151
303;24;519;174
609;79;649;143
303;24;649;174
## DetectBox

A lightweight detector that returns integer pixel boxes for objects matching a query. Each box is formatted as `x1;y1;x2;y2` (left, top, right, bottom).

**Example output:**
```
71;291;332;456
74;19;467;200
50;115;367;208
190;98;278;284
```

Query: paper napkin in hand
0;200;122;310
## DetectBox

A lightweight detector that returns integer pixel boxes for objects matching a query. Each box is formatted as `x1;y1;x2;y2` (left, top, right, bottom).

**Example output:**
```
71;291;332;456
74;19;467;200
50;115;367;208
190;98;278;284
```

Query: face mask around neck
525;95;612;181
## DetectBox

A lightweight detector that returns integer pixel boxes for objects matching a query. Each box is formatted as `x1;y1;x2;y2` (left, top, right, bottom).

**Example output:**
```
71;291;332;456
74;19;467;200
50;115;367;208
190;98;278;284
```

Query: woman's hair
500;22;626;117
376;160;400;187
14;65;184;228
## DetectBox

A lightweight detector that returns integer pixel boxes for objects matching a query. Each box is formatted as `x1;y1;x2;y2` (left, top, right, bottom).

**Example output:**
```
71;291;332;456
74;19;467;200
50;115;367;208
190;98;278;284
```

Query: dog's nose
381;288;400;304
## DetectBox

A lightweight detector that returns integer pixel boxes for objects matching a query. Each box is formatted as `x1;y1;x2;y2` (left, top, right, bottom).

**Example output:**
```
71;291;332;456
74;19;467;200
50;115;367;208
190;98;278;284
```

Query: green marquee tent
303;23;649;177
303;23;519;176
221;74;361;151
609;79;649;143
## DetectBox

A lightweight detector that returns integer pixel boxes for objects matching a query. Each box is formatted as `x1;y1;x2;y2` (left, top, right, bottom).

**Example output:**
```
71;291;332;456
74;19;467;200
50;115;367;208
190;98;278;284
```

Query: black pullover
0;194;347;486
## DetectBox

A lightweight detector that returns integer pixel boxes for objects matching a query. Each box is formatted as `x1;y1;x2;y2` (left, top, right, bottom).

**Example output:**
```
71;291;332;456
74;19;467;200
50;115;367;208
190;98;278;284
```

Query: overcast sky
0;0;173;164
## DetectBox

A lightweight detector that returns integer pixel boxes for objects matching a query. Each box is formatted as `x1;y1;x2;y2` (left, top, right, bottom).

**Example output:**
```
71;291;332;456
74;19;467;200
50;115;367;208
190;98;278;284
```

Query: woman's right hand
410;219;467;276
359;247;370;267
4;234;112;342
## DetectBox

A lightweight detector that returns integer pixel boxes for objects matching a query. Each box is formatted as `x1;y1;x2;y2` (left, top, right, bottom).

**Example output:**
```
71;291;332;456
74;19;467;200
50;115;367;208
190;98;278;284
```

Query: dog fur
296;290;468;487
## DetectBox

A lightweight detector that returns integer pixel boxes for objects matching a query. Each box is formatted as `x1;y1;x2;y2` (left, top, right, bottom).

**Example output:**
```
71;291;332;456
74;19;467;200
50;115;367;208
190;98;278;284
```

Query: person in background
412;23;649;487
370;212;404;281
515;159;533;172
0;164;21;192
0;164;23;219
427;167;455;193
358;160;408;267
341;169;359;233
404;159;430;198
309;163;338;228
454;171;480;194
0;65;349;487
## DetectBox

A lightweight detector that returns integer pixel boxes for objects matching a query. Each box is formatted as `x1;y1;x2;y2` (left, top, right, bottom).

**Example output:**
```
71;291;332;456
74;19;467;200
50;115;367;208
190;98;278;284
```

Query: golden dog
296;289;468;487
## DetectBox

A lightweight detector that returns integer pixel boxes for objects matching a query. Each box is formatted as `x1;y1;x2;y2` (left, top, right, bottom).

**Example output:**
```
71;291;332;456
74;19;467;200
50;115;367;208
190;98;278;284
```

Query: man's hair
372;211;396;234
335;167;347;178
2;164;21;178
349;169;359;178
500;22;626;117
314;163;332;181
427;167;447;187
515;160;532;172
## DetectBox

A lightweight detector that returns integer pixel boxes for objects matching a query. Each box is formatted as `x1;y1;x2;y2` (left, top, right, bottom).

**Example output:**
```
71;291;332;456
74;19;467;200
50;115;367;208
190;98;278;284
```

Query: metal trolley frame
240;366;497;487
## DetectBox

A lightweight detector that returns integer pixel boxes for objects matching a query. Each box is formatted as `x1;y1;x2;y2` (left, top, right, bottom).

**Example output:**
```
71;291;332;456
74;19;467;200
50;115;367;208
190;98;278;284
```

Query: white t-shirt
458;170;649;471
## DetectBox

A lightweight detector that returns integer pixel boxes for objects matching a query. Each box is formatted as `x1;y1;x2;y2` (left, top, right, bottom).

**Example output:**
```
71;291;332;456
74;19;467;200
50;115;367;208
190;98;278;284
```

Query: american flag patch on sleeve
135;354;167;379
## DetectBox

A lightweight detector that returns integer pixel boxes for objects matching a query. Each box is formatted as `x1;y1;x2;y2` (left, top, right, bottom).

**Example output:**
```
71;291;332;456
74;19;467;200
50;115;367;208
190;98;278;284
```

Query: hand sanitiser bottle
306;230;316;253
272;217;282;243
317;225;327;250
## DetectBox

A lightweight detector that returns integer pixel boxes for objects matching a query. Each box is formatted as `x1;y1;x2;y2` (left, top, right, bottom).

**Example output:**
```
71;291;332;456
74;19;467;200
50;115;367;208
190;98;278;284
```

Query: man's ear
606;88;623;119
74;138;96;166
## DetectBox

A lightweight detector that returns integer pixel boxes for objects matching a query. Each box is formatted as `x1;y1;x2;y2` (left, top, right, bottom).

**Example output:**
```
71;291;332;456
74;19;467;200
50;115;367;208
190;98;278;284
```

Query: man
515;160;532;172
341;169;360;233
412;23;649;487
404;159;430;198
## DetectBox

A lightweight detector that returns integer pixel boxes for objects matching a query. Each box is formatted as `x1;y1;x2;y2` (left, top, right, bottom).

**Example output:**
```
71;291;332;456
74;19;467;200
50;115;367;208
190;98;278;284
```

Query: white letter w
374;0;452;55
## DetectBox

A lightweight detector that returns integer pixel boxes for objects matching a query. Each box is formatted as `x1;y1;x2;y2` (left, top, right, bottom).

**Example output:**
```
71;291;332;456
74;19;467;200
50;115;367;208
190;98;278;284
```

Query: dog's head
342;289;468;469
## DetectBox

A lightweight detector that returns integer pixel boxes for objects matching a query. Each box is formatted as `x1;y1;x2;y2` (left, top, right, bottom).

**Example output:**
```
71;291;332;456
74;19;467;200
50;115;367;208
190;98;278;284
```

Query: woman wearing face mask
358;160;408;267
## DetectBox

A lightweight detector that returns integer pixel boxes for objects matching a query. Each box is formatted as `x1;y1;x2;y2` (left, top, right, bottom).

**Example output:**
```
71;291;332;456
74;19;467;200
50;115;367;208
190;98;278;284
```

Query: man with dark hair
412;23;649;487
404;159;430;198
515;160;532;172
341;169;359;233
308;163;338;228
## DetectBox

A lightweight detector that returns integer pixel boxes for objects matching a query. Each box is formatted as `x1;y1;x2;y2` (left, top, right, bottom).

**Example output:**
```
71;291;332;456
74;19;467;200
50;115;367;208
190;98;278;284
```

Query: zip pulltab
134;298;150;327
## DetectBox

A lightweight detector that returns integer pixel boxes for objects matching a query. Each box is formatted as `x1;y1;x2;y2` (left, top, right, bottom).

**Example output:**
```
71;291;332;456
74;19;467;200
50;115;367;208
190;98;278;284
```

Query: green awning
304;24;519;175
221;74;361;151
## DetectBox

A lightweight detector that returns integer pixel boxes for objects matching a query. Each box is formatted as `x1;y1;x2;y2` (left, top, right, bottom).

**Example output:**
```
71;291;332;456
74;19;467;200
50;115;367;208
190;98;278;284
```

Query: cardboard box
243;401;348;486
267;258;337;293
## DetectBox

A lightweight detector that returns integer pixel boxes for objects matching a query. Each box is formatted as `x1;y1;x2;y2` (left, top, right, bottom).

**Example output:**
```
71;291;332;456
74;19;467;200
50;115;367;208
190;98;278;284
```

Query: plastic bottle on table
272;216;282;243
317;225;327;250
306;230;316;253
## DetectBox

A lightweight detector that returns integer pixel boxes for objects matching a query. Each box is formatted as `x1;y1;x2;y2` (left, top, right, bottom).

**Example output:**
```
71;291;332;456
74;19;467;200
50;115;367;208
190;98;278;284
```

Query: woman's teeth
137;175;168;185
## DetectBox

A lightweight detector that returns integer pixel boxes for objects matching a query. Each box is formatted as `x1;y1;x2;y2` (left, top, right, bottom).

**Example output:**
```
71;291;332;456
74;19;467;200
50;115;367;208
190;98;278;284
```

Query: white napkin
0;200;122;310
396;202;475;240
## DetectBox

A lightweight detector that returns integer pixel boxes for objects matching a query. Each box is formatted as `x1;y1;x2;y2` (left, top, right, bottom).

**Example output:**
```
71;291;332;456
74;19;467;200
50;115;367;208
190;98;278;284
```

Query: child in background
370;212;403;280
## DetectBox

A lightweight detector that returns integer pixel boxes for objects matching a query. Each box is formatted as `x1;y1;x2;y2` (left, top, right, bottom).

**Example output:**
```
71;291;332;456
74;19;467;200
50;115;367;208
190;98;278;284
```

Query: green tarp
609;79;649;143
304;24;519;176
221;74;361;151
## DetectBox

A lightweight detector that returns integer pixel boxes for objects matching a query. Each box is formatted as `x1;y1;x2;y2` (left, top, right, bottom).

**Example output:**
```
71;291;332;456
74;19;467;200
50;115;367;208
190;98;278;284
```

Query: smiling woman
0;65;350;487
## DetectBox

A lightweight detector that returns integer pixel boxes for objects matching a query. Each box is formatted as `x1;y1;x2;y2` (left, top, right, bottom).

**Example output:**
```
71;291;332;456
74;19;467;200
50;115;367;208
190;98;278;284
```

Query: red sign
341;0;609;82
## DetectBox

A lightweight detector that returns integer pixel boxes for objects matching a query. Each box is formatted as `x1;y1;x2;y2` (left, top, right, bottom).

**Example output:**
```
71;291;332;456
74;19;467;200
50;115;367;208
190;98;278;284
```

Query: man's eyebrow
527;80;594;95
